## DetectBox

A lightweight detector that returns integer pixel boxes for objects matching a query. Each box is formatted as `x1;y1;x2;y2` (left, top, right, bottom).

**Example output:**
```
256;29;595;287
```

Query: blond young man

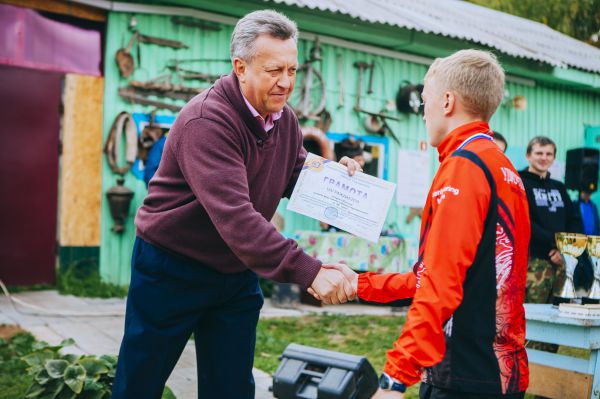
324;50;531;399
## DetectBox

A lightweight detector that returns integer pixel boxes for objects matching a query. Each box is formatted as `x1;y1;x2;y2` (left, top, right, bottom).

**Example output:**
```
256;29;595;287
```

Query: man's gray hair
230;10;298;62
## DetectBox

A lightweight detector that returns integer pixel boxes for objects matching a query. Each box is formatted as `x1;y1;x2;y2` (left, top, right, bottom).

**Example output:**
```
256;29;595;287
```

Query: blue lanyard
456;132;493;151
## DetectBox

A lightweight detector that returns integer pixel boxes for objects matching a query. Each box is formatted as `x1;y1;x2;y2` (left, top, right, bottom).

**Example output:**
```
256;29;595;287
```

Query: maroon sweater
135;72;321;288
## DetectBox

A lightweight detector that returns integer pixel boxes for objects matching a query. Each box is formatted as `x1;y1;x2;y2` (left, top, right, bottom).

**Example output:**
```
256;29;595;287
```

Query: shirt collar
239;86;283;132
437;121;491;162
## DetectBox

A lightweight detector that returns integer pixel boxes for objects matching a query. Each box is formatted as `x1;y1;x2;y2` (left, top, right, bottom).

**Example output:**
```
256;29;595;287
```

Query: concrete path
0;290;399;398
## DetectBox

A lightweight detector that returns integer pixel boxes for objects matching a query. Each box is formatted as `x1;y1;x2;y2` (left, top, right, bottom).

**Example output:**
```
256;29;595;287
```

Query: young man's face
493;138;507;153
526;143;555;176
234;35;298;118
421;75;448;147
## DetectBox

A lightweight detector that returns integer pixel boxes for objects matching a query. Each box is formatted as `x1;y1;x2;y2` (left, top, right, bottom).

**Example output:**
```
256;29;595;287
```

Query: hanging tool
353;60;401;144
138;34;188;49
337;53;344;109
118;88;182;112
115;32;137;78
171;16;222;31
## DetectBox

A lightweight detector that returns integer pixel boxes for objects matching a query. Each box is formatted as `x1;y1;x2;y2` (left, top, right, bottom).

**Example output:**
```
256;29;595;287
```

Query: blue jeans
112;237;264;399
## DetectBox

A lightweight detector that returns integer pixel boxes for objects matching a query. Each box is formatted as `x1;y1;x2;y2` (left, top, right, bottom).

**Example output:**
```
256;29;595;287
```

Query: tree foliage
467;0;600;47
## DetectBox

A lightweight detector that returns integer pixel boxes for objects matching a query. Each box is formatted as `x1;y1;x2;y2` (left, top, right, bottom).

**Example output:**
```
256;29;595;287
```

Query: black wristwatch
379;372;407;393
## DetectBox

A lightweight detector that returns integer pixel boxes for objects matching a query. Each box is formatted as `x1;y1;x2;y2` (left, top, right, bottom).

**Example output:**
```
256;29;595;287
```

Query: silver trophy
553;232;587;306
584;235;600;304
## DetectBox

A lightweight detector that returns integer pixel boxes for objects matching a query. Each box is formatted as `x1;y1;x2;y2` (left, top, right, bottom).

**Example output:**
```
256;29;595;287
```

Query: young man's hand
371;388;404;398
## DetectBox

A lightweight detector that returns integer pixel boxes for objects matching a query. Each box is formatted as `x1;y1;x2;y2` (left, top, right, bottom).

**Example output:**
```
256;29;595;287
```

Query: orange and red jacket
358;121;530;394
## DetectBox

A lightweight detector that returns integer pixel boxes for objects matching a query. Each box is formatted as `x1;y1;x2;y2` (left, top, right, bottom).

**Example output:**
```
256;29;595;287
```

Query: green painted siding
100;10;600;285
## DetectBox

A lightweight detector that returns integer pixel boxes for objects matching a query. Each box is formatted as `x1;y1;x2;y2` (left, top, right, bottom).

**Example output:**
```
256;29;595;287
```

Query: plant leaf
23;350;55;368
35;369;52;385
59;338;75;348
79;357;109;377
24;382;45;398
45;359;69;378
83;378;104;391
38;380;65;399
99;355;117;367
64;364;86;394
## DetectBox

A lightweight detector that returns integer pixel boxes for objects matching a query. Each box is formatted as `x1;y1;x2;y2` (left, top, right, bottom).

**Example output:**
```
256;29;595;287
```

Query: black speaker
272;343;378;399
565;148;599;192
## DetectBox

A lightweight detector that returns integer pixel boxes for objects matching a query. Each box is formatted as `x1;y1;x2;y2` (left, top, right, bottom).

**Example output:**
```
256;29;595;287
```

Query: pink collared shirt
241;90;282;132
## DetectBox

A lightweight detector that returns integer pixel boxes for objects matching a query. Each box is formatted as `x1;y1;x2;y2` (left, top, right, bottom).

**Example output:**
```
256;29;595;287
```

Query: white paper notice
287;153;396;242
396;149;430;208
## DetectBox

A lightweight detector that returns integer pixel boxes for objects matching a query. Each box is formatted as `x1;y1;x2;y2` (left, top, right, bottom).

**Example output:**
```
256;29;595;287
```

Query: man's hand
371;388;404;398
339;156;363;176
310;265;356;304
549;248;564;266
321;262;358;293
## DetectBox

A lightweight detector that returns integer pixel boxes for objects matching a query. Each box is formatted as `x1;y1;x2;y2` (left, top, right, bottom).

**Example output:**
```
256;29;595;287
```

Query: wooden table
525;304;600;398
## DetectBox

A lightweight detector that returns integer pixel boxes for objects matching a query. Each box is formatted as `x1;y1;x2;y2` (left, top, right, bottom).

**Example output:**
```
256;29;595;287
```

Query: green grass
57;260;128;298
0;332;36;399
254;314;422;398
558;345;590;359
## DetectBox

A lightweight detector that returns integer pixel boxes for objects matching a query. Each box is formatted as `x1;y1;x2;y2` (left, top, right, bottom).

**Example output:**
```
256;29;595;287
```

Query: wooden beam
527;362;592;399
59;74;104;246
0;0;106;22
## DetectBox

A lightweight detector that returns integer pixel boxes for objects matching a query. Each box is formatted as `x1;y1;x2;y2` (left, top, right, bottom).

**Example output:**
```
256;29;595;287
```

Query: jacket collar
437;121;491;163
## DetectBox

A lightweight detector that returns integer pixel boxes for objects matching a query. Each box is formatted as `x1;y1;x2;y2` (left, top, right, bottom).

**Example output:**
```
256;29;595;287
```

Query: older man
112;10;358;399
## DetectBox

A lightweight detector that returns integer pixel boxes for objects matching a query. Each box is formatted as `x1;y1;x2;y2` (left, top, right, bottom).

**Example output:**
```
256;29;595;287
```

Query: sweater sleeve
383;158;490;385
282;145;307;199
176;117;321;288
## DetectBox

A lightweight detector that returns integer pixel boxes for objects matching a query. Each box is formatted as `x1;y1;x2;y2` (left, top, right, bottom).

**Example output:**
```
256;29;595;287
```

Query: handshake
308;263;358;305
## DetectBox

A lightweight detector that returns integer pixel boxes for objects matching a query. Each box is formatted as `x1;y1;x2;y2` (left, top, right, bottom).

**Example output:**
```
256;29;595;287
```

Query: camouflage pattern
525;257;566;303
525;257;562;354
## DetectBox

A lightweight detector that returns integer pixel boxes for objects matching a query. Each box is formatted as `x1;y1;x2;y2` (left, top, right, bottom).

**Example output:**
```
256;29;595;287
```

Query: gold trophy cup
584;235;600;304
553;232;587;306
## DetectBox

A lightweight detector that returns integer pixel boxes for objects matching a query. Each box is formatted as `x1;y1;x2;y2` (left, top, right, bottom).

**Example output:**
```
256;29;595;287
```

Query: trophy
584;235;600;304
553;232;587;306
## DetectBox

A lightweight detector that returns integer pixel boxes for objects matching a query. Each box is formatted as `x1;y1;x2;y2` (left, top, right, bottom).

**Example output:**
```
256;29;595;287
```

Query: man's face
526;143;555;175
421;76;447;147
235;35;298;118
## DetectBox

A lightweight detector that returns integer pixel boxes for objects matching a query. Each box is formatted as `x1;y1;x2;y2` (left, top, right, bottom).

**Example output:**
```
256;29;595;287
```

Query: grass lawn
255;314;591;399
254;313;423;398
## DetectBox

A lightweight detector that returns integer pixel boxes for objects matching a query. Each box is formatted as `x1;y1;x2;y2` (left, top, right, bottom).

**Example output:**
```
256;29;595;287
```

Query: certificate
287;153;396;242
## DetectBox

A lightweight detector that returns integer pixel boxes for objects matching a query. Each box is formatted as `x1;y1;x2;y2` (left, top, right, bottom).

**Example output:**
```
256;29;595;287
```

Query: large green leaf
59;338;75;348
38;380;65;399
24;382;45;398
83;378;104;391
79;357;109;377
34;369;51;385
63;354;80;363
23;350;55;368
98;355;117;368
45;360;69;378
63;364;86;394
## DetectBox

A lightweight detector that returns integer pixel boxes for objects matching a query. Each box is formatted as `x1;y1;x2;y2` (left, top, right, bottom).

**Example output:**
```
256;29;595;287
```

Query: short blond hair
425;49;505;121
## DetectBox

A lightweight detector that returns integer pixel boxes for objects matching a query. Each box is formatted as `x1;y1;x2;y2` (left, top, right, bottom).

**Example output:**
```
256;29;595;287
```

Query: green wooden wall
100;10;600;285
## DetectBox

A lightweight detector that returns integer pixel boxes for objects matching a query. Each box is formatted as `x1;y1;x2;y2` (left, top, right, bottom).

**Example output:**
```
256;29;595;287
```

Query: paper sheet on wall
396;149;430;208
